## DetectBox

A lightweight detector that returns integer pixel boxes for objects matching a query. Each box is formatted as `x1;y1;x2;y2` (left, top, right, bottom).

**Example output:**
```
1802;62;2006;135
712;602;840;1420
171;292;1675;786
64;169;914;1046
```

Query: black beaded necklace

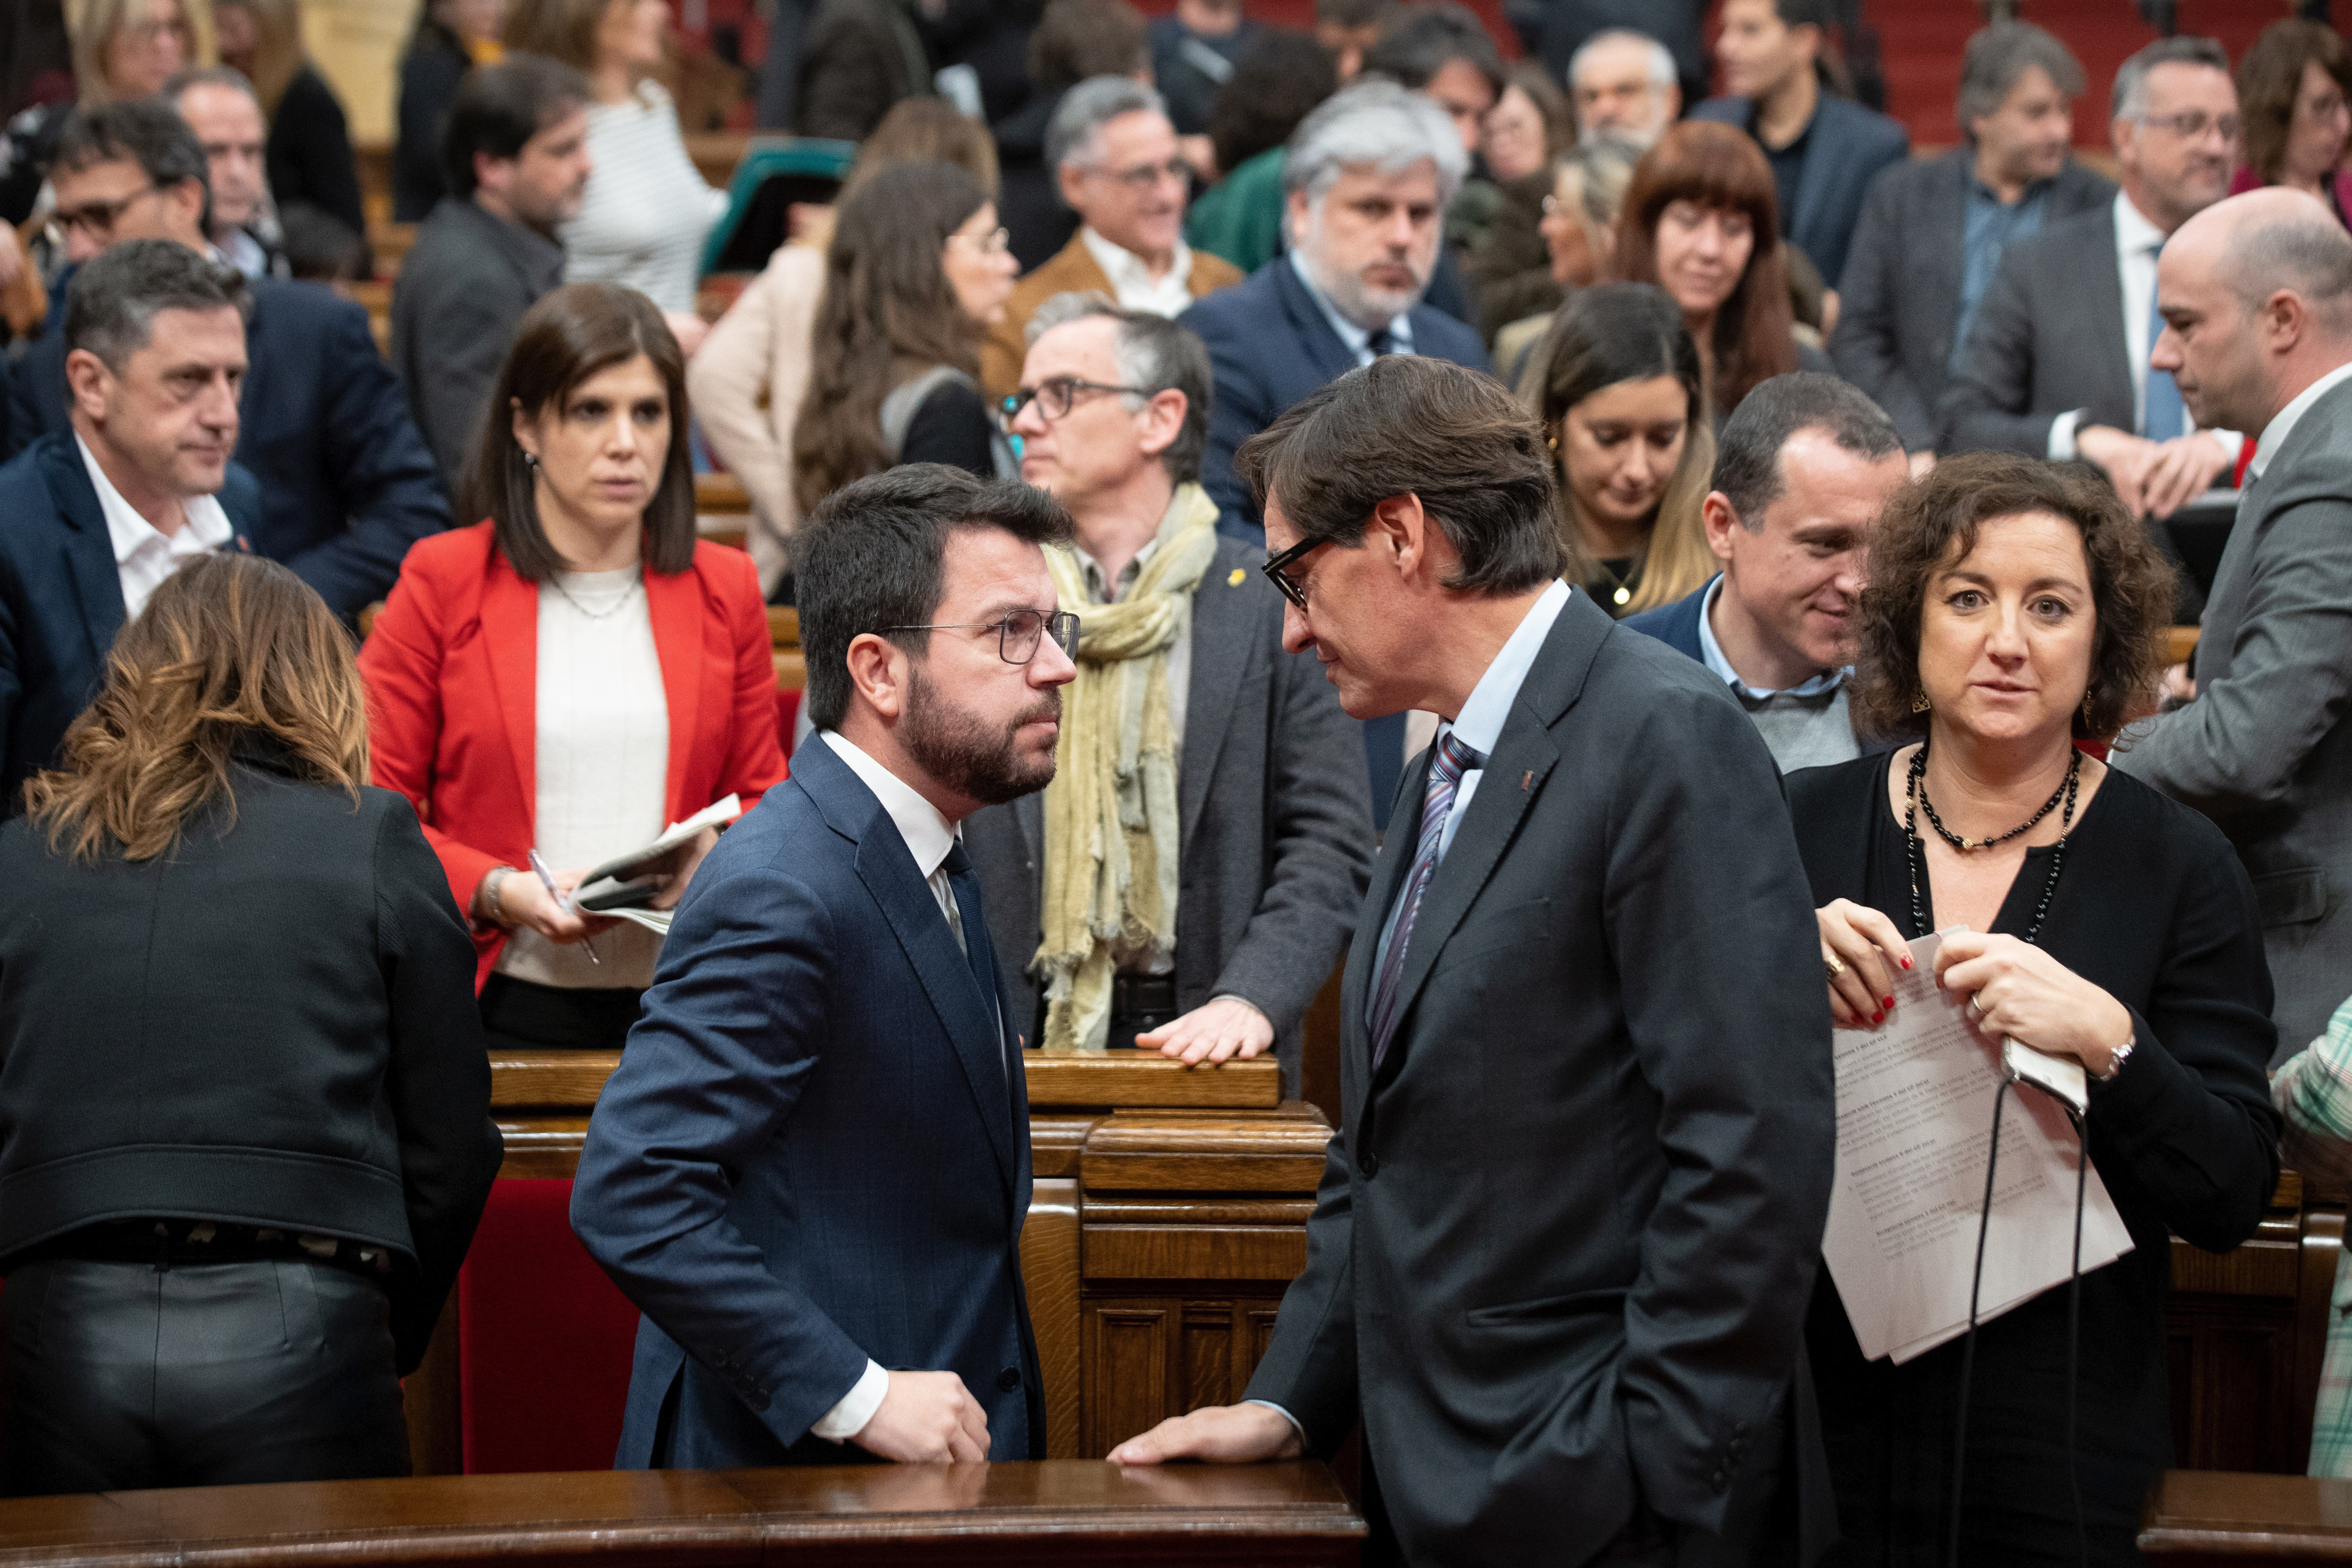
1904;741;2081;944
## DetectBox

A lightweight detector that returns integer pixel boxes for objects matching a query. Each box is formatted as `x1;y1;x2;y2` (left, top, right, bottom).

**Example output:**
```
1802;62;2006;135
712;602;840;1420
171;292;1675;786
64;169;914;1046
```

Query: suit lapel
1925;153;1969;334
2083;211;2134;424
1178;553;1255;848
482;552;539;815
643;562;705;819
38;440;127;667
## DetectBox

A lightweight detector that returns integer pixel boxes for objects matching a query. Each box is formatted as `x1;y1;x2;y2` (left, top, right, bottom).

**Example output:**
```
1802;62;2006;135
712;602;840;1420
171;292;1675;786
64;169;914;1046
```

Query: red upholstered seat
456;1178;639;1473
777;687;800;743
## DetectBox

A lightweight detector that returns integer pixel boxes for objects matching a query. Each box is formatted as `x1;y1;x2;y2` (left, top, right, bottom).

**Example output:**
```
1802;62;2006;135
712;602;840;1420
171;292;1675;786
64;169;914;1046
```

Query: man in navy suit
0;240;263;813
573;466;1080;1469
5;102;446;620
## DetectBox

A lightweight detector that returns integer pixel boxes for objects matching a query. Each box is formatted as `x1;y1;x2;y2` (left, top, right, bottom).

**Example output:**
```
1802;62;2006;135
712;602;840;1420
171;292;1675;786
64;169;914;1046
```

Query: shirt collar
1080;226;1191;292
1442;579;1572;760
1070;536;1158;604
1695;574;1845;700
75;432;234;566
2115;188;2168;257
819;730;961;880
2253;358;2352;479
1286;250;1413;360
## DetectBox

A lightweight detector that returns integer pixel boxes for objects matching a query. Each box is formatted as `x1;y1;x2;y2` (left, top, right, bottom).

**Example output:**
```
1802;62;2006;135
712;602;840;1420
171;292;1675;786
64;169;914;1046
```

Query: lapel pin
1520;770;1532;791
1228;567;1246;586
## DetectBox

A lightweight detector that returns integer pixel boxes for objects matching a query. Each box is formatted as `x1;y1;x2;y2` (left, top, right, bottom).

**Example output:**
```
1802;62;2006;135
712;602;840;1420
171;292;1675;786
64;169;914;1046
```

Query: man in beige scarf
962;295;1372;1090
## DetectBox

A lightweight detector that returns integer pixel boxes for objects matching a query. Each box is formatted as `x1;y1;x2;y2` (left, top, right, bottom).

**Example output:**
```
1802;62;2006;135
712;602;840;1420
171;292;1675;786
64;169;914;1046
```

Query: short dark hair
1027;292;1213;483
1028;0;1150;91
1208;28;1341;176
797;466;1078;731
1237;356;1562;596
1956;24;2086;140
1315;0;1392;27
55;100;211;223
64;238;251;371
1360;2;1504;97
462;283;697;581
1850;452;2175;743
442;52;592;198
1713;373;1902;528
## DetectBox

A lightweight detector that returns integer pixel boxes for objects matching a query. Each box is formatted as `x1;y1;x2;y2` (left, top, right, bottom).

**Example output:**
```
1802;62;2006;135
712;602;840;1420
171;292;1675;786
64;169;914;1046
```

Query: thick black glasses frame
1261;536;1329;610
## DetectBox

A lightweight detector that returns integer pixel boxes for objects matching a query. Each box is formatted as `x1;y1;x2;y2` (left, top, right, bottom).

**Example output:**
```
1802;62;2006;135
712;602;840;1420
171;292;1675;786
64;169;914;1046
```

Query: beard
903;663;1063;806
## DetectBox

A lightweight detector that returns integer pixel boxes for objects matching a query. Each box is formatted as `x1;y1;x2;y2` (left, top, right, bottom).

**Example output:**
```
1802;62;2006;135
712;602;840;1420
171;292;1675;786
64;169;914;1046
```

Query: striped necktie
1367;730;1484;1072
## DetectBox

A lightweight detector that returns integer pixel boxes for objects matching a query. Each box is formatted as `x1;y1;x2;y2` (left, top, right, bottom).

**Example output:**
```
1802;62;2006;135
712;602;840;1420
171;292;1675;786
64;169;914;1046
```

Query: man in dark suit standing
573;467;1078;1469
1831;22;2112;457
1108;357;1836;1566
1690;0;1908;289
0;240;263;811
2120;188;2352;1062
973;295;1371;1092
6;101;447;620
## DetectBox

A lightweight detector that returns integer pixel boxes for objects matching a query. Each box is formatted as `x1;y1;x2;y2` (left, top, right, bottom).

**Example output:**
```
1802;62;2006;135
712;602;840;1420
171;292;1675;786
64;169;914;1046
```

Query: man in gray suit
968;295;1372;1092
2120;188;2352;1062
1106;356;1836;1566
1940;36;2243;526
1832;23;2113;457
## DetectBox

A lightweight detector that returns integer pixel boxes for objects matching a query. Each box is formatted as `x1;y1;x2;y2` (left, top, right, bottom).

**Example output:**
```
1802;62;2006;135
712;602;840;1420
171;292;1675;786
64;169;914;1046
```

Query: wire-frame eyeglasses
880;609;1082;664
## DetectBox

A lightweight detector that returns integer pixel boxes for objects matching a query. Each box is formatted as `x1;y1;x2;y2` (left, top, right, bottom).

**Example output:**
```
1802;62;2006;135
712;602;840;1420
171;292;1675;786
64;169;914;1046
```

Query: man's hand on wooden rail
1107;1402;1303;1466
851;1370;991;1463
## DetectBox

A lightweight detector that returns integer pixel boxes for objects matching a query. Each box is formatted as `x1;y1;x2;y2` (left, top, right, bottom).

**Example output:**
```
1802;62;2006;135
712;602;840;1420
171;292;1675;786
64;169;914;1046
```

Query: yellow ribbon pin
1228;567;1246;586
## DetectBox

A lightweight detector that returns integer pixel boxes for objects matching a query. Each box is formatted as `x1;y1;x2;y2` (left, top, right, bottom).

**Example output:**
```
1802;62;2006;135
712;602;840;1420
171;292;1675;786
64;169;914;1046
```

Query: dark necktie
1367;731;1484;1072
1365;325;1396;359
940;842;1005;1076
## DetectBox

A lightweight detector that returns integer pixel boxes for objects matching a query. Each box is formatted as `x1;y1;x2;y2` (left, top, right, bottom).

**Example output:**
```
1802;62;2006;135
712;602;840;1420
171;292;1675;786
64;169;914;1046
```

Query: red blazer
359;522;788;988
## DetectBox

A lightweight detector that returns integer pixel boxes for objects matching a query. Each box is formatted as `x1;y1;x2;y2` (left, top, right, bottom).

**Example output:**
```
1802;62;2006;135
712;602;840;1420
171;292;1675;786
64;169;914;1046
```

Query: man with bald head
2119;187;2352;1062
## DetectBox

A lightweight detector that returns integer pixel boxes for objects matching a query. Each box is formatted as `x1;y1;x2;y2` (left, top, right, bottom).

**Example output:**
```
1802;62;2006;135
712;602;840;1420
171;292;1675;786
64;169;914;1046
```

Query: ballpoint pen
527;848;600;965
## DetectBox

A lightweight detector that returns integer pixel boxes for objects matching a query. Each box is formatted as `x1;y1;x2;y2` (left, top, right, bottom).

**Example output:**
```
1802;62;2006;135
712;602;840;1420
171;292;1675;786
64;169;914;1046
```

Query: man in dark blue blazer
0;242;264;812
1692;0;1907;288
573;466;1080;1469
5;102;446;620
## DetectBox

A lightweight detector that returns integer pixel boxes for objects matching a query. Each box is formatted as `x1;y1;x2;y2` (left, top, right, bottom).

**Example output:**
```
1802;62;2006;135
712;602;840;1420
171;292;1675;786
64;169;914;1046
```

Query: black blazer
1690;93;1909;287
267;66;368;240
0;751;503;1372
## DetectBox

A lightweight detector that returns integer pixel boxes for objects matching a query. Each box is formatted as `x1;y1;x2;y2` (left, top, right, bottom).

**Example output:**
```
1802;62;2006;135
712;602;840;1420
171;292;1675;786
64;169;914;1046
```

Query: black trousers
0;1258;408;1495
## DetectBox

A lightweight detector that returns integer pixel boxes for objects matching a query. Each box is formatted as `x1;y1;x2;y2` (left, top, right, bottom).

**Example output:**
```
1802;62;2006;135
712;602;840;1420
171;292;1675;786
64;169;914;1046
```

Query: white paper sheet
1822;931;2134;1363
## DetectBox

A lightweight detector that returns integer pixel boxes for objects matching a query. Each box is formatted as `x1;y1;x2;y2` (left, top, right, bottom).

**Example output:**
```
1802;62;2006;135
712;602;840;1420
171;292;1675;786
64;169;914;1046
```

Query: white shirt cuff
1244;1398;1307;1446
2207;428;2245;463
2047;408;2083;463
810;1359;889;1442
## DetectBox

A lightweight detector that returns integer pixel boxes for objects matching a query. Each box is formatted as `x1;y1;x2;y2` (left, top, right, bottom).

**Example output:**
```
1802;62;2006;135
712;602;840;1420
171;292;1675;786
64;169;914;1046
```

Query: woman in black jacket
0;554;502;1495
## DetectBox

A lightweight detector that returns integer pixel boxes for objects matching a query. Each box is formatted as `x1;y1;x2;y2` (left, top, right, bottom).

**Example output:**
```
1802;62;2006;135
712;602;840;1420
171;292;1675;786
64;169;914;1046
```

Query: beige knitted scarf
1033;483;1221;1050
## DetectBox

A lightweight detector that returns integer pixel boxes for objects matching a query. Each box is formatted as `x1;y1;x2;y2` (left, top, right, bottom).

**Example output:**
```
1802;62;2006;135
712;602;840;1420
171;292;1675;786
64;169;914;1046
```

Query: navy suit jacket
1691;93;1909;288
1180;259;1490;544
0;431;263;811
1619;577;1711;664
570;734;1044;1469
7;272;447;619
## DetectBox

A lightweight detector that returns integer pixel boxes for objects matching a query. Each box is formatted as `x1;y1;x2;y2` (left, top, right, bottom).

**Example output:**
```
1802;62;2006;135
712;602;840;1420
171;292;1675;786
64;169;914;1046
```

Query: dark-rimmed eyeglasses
881;609;1081;664
1000;376;1150;426
1261;536;1331;611
54;183;157;238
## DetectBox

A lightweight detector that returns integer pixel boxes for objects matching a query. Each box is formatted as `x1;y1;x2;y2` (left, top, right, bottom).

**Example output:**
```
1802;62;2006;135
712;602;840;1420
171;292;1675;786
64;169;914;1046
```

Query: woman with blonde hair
211;0;366;240
0;552;501;1495
0;0;211;226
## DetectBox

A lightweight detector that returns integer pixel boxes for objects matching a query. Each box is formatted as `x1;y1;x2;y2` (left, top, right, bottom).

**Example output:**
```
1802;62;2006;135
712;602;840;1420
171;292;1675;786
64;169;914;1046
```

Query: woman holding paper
1786;453;2278;1563
361;284;787;1051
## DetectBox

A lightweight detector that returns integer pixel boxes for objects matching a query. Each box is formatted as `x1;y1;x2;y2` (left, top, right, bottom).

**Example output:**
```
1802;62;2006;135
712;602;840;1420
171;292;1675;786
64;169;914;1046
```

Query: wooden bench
2142;1469;2352;1562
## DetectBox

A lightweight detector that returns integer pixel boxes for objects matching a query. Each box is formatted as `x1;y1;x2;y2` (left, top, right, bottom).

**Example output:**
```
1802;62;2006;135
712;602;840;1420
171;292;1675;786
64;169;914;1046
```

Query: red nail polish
1883;996;1896;1009
1872;1011;1884;1024
1900;957;1913;969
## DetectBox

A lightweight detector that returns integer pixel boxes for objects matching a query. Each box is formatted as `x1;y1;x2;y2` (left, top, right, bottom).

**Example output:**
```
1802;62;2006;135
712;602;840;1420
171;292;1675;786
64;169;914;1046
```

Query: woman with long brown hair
2233;20;2352;227
0;552;500;1495
361;282;786;1053
790;161;1020;518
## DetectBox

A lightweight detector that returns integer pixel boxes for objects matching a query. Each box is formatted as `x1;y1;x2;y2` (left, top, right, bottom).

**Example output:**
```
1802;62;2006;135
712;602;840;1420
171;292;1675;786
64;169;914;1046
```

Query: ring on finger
1967;993;1983;1017
1825;953;1847;981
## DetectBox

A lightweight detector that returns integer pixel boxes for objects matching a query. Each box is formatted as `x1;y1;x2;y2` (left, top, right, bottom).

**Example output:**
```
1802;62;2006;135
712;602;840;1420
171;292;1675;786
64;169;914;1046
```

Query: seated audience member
692;99;1000;597
792;163;1017;519
2233;20;2352;226
995;0;1152;273
1182;27;1339;275
1312;0;1387;83
392;53;593;487
1150;0;1258;142
571;467;1076;1470
981;77;1242;402
1487;134;1638;368
212;0;365;243
1625;371;1905;769
508;0;723;354
395;0;510;222
1940;38;2242;526
1524;281;1714;616
1832;23;2112;460
0;240;261;811
168;66;284;280
1;0;211;229
1568;27;1679;151
0;551;502;1496
6;103;448;619
973;293;1370;1089
1797;452;2278;1559
1692;0;1907;289
1541;4;1708;126
1485;62;1569;186
2118;188;2352;1062
360;284;786;1049
1613;120;1823;421
1459;60;1572;335
791;0;933;143
1354;0;1498;325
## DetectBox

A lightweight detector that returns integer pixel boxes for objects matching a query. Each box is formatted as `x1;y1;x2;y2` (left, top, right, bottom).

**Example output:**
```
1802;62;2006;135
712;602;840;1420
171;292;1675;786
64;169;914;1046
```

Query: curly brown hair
1850;453;2175;745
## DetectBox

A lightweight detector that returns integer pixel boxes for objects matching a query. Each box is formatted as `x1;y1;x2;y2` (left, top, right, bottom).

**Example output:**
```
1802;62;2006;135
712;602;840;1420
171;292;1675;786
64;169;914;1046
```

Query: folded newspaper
572;795;743;915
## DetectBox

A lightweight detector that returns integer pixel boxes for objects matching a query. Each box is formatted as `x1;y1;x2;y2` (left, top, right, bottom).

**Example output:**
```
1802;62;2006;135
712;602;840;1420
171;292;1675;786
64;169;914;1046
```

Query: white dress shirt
2250;358;2352;481
1079;227;1198;318
1287;251;1416;367
76;434;234;620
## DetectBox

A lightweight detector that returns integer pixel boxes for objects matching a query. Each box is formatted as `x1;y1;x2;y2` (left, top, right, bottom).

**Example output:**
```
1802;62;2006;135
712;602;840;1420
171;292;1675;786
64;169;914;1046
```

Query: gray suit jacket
2116;373;2352;1064
962;534;1374;1091
1832;151;2113;452
1938;202;2132;457
1242;590;1836;1563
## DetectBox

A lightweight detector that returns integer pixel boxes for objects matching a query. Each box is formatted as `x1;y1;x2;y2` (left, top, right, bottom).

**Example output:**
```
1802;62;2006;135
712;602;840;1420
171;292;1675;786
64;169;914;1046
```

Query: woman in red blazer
361;284;786;1050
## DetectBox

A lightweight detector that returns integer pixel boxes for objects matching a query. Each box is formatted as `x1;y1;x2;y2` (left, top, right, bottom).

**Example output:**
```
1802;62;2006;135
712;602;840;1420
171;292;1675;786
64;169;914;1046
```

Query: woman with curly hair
1792;452;2278;1562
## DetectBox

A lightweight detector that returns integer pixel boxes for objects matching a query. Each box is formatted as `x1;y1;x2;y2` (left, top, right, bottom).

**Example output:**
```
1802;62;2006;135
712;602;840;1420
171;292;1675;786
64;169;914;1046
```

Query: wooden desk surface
0;1461;1362;1567
2141;1470;2352;1560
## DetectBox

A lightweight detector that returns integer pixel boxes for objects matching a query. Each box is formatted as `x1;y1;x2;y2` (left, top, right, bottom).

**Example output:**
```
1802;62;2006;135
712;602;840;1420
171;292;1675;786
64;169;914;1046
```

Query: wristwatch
476;865;514;931
2094;1030;2136;1083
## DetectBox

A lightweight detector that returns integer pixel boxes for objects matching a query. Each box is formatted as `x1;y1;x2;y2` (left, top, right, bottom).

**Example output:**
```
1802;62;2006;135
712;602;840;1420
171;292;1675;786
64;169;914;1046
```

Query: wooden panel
2173;1216;2303;1296
1300;962;1344;1128
2167;626;2200;668
1083;1112;1332;1193
495;1116;589;1179
2141;1470;2352;1561
1032;1115;1101;1180
1083;1303;1175;1459
684;132;753;192
1024;1051;1282;1110
1022;1178;1084;1459
1086;1226;1310;1282
698;473;753;513
1183;1300;1237;1411
403;1295;461;1478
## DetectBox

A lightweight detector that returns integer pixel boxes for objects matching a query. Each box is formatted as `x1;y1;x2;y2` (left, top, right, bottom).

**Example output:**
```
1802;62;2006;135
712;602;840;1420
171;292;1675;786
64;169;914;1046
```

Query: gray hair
163;63;262;106
1282;78;1468;208
1568;28;1675;91
1024;290;1214;483
2229;209;2352;325
64;237;252;372
1956;24;2085;135
1045;75;1167;175
2111;35;2231;124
